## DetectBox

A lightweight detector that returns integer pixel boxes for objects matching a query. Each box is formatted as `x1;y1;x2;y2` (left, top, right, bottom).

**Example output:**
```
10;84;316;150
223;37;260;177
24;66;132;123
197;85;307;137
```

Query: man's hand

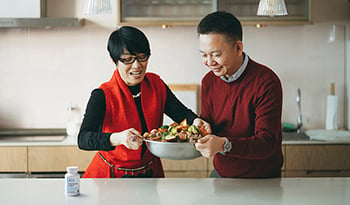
195;135;226;158
193;118;212;136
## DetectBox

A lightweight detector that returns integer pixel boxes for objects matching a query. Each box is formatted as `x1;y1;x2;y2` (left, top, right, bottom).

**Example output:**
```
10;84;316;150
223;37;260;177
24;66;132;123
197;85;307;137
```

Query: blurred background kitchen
0;0;349;180
0;0;349;131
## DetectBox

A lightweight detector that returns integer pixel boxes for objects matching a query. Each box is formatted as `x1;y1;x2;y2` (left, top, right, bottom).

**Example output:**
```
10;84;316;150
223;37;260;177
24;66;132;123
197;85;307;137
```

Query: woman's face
117;49;149;86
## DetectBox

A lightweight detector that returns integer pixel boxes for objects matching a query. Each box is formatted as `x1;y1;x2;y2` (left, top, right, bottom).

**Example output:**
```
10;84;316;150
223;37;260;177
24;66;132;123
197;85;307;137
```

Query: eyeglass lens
120;55;149;64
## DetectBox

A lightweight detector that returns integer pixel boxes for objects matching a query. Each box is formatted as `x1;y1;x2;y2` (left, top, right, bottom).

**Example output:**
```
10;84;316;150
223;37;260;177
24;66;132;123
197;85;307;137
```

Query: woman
78;26;206;178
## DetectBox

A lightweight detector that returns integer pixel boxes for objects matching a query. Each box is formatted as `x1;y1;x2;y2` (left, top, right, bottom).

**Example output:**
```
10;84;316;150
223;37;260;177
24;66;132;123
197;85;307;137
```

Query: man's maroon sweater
201;58;283;178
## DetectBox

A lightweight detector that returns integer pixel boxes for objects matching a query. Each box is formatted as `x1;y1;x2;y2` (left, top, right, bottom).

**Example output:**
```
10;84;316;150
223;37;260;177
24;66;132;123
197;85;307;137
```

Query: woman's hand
193;118;212;135
110;128;143;150
195;134;226;158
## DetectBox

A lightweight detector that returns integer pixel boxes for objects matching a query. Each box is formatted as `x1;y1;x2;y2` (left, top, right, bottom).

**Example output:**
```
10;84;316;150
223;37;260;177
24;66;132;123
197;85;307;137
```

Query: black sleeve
77;89;115;151
163;83;198;125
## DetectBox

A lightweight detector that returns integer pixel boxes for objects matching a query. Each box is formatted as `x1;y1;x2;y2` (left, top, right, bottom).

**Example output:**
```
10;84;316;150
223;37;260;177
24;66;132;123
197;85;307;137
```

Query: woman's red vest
83;70;167;178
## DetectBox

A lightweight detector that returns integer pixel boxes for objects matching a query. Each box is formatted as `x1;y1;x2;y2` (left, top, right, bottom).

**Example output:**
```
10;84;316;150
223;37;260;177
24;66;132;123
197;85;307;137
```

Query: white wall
0;0;349;130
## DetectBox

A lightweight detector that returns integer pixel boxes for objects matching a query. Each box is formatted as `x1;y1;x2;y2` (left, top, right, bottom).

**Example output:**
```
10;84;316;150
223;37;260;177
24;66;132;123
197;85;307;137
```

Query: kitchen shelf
117;0;312;26
118;0;213;26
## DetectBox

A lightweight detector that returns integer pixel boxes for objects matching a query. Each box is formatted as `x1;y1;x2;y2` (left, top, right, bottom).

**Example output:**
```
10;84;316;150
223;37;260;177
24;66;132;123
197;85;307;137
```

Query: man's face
199;33;243;78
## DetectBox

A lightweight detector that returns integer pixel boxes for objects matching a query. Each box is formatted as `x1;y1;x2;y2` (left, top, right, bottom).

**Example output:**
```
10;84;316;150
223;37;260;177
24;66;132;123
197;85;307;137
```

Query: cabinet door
118;0;312;26
218;0;311;25
0;146;27;172
28;146;96;172
161;157;208;178
286;145;350;170
285;170;350;177
208;145;285;176
165;171;208;178
118;0;214;26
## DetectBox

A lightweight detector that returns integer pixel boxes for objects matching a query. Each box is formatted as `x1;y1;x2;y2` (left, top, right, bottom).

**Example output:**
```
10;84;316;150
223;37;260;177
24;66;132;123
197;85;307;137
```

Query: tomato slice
180;119;187;126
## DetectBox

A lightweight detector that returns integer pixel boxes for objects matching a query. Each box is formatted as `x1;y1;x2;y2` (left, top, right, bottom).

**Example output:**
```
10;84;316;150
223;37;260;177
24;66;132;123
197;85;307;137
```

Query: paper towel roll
325;95;338;130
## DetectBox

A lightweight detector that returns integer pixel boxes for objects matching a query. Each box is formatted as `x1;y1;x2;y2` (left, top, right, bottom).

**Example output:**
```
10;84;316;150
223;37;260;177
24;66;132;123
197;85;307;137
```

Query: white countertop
0;177;349;205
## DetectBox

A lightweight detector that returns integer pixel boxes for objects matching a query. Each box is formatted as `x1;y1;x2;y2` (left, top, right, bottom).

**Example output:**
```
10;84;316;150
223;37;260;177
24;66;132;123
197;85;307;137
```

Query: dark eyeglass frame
119;54;150;65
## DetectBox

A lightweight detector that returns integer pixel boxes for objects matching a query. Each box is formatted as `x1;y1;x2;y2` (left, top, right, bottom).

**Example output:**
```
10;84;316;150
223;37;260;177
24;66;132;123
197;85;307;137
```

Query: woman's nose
131;59;142;68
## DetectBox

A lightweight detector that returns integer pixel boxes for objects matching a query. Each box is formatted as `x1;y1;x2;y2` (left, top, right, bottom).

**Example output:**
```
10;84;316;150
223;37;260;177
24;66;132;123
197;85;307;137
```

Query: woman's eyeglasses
119;54;149;65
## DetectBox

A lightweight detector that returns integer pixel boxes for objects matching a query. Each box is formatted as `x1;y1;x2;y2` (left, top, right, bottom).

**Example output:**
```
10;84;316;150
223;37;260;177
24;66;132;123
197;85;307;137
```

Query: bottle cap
330;82;335;95
67;166;78;173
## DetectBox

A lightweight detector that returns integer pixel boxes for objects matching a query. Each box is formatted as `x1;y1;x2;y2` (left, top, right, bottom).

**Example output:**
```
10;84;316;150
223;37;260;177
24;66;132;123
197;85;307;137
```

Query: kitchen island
0;177;349;205
1;130;350;178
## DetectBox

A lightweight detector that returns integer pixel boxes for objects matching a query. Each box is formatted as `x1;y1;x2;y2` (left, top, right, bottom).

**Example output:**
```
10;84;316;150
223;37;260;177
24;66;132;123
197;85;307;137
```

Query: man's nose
206;56;216;66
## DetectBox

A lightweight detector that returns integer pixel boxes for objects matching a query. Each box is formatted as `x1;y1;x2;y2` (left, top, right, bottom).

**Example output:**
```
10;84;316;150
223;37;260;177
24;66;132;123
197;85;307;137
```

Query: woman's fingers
125;128;143;150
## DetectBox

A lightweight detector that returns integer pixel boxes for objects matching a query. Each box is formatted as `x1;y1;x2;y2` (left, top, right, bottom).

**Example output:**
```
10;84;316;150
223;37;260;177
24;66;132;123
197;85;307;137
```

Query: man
194;11;283;178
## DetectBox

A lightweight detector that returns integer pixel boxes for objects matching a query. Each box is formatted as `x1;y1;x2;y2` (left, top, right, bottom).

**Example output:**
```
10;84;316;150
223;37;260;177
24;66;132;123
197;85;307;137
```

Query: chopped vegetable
164;135;176;142
180;119;187;126
161;132;168;140
187;125;199;134
169;126;178;135
160;125;169;129
144;122;207;143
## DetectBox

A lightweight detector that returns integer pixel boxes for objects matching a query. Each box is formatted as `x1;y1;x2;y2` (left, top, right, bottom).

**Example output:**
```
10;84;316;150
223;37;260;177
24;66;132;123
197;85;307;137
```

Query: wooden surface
0;146;27;172
161;157;208;178
161;157;207;171
1;143;350;177
286;145;350;170
285;144;350;177
164;171;208;178
28;146;96;172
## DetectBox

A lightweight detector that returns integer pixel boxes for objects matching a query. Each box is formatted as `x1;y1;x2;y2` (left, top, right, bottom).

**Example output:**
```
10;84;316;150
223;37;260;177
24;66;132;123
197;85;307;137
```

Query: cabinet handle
161;24;170;29
306;170;341;174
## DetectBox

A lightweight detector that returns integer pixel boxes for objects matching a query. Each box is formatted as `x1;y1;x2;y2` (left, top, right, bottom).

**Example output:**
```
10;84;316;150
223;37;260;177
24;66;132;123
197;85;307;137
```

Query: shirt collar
220;53;249;83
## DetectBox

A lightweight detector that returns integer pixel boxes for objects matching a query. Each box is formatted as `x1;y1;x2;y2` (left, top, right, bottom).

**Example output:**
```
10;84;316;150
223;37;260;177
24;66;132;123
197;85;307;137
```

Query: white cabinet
0;0;45;18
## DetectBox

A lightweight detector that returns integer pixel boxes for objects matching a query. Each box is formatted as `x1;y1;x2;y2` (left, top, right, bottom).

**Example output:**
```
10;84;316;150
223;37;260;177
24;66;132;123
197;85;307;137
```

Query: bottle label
65;176;80;196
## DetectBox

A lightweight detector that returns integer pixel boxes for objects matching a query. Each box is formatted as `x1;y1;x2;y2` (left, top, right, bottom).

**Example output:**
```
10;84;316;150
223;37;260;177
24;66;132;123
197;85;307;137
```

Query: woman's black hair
197;11;242;45
107;26;151;64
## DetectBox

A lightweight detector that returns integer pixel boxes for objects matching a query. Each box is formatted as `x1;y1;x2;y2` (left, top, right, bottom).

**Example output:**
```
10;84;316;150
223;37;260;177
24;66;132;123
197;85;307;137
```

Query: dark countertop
282;131;350;145
282;132;309;141
0;128;349;145
0;128;66;136
0;128;67;142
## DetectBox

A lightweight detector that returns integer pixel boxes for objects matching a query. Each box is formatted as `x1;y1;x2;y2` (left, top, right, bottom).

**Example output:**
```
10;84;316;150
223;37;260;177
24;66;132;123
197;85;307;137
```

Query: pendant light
256;0;288;17
83;0;112;15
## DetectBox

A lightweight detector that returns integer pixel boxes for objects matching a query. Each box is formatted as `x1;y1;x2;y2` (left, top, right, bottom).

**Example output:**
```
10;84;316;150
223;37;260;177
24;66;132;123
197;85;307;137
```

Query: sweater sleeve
163;82;198;125
77;89;115;151
229;76;283;160
200;79;212;123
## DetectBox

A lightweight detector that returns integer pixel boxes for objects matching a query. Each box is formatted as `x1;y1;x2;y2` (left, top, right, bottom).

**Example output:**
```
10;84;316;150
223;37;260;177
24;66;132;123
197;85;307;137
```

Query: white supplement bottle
65;166;80;197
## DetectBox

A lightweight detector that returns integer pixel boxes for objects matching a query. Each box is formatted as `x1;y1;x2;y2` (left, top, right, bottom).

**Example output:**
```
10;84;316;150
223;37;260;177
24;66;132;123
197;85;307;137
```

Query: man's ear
236;41;243;55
